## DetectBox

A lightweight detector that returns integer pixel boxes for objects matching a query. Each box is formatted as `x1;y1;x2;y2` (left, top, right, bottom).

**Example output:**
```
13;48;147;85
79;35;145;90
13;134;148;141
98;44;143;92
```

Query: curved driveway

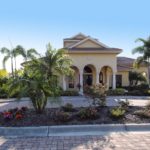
0;96;150;111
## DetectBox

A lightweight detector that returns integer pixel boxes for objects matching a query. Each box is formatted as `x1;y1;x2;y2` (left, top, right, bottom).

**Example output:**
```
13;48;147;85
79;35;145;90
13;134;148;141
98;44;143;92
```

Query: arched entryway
67;66;80;90
100;66;113;89
83;65;96;87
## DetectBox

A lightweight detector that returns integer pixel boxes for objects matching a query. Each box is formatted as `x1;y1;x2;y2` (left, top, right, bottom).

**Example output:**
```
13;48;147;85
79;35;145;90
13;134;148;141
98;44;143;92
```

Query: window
68;76;74;88
116;75;122;87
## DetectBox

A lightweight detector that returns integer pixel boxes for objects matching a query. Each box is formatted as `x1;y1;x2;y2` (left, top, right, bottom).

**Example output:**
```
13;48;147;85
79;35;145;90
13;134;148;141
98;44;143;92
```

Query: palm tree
41;43;73;80
9;72;52;114
13;45;25;73
0;45;25;77
132;37;150;85
18;47;40;62
0;47;15;77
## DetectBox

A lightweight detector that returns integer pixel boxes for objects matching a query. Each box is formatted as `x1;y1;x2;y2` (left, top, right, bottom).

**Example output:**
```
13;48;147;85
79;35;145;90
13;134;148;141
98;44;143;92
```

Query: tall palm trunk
11;57;14;77
14;56;17;77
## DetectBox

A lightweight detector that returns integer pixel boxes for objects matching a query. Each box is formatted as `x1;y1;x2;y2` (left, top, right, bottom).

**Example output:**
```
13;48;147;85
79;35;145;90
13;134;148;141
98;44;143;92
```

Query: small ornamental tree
129;71;146;86
84;83;106;107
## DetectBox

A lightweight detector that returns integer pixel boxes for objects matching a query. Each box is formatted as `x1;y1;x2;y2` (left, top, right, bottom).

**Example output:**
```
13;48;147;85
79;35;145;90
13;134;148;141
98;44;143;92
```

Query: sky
0;0;150;72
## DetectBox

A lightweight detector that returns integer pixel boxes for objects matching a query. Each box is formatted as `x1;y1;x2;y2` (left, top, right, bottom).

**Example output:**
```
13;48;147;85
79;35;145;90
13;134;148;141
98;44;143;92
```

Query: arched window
84;66;92;73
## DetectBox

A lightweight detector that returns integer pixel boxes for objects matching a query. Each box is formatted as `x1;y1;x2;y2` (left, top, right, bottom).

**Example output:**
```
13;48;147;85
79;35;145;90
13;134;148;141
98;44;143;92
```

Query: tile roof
117;57;146;71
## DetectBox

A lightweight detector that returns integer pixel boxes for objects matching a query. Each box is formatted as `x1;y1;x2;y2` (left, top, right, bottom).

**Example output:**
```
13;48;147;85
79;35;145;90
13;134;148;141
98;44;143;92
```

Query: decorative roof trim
68;50;121;54
69;32;87;39
69;37;109;49
63;39;81;41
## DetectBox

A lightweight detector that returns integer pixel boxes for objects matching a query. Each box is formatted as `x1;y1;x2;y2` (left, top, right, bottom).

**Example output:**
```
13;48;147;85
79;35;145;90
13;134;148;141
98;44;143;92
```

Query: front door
83;74;93;86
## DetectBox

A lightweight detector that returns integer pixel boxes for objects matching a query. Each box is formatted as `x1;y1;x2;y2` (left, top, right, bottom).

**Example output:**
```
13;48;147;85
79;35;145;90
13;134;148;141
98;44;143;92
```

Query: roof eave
67;50;122;54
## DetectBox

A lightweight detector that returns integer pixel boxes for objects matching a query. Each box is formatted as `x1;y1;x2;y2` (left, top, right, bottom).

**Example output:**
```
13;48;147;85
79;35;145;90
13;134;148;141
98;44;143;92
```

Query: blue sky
0;0;150;71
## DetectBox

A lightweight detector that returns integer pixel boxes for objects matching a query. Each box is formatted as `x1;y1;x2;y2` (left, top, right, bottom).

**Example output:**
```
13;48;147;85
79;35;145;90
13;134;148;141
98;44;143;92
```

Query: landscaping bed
0;105;150;127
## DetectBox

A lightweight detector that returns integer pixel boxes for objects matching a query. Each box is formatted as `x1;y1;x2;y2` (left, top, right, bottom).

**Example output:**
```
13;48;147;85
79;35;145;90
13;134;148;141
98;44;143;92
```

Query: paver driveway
0;132;150;150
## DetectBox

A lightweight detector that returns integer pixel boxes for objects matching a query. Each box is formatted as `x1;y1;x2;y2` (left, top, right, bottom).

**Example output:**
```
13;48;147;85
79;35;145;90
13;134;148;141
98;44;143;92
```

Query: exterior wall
116;71;129;87
64;41;78;48
76;40;103;48
68;53;117;73
117;66;149;87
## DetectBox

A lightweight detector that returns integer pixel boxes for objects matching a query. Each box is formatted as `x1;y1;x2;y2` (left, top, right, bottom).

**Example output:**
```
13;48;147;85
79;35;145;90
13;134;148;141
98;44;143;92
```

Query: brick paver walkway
0;132;150;150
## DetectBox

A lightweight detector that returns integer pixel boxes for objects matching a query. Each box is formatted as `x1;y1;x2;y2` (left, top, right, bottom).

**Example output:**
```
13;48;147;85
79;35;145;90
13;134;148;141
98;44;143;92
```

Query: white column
106;72;110;90
112;73;116;89
96;71;99;84
79;69;83;95
62;75;67;91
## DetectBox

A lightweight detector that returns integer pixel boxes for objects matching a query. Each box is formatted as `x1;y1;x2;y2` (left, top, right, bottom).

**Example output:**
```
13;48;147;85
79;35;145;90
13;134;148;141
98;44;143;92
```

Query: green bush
110;107;125;119
61;90;79;96
77;107;98;120
107;88;126;96
55;111;72;122
62;103;74;112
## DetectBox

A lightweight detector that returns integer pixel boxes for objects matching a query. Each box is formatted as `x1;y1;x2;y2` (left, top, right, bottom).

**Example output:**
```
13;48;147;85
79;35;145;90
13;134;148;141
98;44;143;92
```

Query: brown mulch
0;106;150;127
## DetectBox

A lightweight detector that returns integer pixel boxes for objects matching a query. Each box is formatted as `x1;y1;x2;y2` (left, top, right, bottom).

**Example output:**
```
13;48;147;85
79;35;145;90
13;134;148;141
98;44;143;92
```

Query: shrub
77;107;98;120
146;102;150;110
84;84;106;107
137;83;149;90
0;84;9;98
134;110;150;118
110;107;125;119
61;90;79;96
55;111;72;122
107;88;126;96
118;100;129;110
15;114;23;120
3;111;13;120
62;103;74;112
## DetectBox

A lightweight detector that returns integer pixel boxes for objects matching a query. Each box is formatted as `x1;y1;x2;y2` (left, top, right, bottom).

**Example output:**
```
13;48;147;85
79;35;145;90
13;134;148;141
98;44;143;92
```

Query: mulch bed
0;106;150;127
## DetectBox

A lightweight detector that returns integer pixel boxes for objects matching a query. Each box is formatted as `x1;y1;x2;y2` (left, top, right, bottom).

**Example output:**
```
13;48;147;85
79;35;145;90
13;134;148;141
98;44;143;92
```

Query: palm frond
27;48;39;60
0;47;10;55
13;45;26;57
132;46;145;54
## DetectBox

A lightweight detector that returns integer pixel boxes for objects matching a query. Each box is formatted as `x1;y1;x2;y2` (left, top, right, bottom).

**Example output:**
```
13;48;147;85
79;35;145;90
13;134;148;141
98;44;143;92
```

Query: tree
0;45;24;77
39;43;73;83
9;69;52;113
17;47;40;62
9;43;73;113
129;71;146;86
132;37;150;83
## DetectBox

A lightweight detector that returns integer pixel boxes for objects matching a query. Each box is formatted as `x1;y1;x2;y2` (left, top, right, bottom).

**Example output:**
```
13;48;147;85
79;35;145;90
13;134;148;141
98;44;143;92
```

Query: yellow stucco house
59;33;149;93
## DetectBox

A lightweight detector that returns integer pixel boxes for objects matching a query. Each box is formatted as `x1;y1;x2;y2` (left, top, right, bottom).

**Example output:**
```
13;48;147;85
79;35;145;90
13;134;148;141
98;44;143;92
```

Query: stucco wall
68;53;117;73
117;66;149;87
76;40;103;48
116;71;129;87
64;41;78;48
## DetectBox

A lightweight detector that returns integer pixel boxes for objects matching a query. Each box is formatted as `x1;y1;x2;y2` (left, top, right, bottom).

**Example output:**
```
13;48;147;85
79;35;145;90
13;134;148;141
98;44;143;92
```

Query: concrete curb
0;124;150;137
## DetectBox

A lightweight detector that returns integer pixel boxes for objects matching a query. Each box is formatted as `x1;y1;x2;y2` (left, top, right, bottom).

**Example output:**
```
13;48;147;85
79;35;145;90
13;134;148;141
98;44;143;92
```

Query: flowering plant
15;114;23;120
3;111;13;120
2;106;27;121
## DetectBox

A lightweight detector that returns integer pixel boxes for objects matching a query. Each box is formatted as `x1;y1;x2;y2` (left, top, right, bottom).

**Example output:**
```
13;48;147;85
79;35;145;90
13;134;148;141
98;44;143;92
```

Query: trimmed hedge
61;90;79;96
107;88;126;96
